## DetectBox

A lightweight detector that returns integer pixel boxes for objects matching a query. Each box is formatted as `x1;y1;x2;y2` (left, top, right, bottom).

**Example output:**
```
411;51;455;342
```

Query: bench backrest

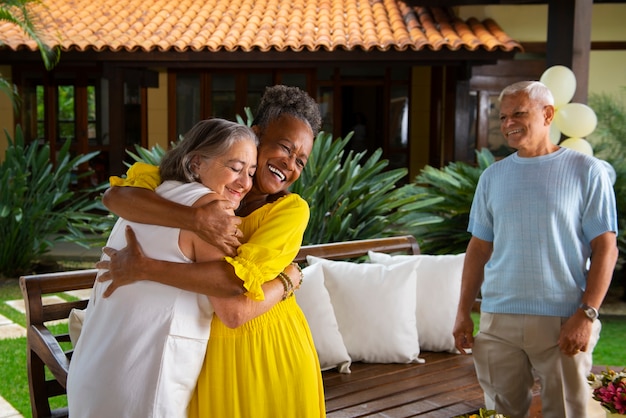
294;234;420;263
19;235;419;418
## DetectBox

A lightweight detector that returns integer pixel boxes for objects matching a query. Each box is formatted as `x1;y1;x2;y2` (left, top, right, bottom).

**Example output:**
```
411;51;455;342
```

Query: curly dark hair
252;85;322;137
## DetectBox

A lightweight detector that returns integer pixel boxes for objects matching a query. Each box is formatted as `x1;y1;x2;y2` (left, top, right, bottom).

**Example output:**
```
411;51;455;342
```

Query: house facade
0;0;624;183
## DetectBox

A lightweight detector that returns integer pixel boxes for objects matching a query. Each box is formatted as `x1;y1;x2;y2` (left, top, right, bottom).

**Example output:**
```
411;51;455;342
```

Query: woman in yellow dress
97;85;325;418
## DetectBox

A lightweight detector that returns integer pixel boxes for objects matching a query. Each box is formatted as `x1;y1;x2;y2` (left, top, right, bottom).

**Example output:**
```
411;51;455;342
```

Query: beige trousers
473;313;601;418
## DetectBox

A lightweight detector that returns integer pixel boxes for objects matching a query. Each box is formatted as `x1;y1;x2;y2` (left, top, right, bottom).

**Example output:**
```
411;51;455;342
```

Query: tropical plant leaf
290;132;438;245
404;148;496;254
0;125;109;277
587;91;626;278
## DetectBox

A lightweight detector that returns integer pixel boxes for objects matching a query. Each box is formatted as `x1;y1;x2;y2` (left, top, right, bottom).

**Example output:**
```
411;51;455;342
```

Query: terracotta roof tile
0;0;522;54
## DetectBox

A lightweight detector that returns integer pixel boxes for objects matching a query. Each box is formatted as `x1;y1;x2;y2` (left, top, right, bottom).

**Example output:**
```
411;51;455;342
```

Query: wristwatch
579;303;599;321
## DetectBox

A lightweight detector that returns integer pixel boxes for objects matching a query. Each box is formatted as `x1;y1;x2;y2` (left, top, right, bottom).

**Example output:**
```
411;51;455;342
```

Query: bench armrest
28;324;71;388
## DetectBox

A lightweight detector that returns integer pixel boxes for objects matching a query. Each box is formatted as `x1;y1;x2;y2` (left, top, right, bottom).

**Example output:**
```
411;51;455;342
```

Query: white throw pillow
368;251;465;353
296;263;352;373
307;255;423;364
69;308;86;347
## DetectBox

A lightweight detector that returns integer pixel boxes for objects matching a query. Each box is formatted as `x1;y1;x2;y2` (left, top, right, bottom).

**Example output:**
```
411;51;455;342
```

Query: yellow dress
111;163;326;418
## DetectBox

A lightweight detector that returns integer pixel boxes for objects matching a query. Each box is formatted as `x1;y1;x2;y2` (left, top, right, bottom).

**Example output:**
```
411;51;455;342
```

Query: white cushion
307;255;423;364
296;263;352;373
368;252;465;353
69;308;86;347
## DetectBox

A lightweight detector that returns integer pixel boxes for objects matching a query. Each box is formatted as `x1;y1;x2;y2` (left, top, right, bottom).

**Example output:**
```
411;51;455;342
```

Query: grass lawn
1;277;625;417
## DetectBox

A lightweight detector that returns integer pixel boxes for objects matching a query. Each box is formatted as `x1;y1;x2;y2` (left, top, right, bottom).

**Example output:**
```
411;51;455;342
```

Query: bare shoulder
180;191;230;262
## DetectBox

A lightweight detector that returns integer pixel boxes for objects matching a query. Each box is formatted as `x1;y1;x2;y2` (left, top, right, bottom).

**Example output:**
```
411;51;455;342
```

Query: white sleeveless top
67;181;215;418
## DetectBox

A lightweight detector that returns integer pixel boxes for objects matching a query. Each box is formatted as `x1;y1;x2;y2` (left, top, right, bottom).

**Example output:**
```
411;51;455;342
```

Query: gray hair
160;118;258;182
499;81;555;107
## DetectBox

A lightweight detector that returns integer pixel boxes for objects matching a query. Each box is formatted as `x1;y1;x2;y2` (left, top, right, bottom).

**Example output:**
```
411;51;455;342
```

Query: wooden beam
546;0;593;103
402;0;621;5
0;49;517;66
103;65;126;176
403;0;543;4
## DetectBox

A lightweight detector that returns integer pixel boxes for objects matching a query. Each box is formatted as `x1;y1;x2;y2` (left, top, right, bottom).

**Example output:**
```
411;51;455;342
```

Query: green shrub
0;126;109;278
290;132;439;245
405;148;496;254
587;92;626;271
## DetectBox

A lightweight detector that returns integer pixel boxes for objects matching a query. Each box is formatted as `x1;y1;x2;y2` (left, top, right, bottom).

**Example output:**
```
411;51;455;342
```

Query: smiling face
499;91;556;157
193;139;257;207
253;114;314;195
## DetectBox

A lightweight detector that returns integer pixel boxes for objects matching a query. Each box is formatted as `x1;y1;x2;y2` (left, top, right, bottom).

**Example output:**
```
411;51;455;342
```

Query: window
18;72;107;182
172;71;312;137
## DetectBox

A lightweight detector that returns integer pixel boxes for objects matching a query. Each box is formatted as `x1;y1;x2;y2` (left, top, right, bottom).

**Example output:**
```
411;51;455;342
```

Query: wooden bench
19;269;98;418
20;235;483;418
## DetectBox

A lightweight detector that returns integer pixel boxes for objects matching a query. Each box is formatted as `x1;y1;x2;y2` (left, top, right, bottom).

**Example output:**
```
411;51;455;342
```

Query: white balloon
540;65;577;108
549;123;561;145
599;160;617;185
560;137;593;156
553;103;598;138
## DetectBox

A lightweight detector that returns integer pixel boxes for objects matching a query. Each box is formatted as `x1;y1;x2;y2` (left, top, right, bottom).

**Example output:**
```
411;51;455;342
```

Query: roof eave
0;48;519;67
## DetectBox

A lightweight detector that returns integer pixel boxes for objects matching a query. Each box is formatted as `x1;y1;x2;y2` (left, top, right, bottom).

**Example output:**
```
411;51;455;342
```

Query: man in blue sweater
453;80;618;418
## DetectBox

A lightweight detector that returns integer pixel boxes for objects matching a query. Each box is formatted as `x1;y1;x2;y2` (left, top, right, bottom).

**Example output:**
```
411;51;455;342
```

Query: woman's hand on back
96;226;149;297
192;198;242;256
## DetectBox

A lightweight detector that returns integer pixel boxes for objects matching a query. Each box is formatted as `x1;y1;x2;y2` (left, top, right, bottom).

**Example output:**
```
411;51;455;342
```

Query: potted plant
588;367;626;416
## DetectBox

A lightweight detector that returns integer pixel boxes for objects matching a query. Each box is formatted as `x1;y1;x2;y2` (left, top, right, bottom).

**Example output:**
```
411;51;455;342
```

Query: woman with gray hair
67;118;279;418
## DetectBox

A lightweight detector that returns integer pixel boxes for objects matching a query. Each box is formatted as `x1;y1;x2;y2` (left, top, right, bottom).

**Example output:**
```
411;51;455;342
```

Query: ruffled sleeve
225;194;309;301
109;162;162;190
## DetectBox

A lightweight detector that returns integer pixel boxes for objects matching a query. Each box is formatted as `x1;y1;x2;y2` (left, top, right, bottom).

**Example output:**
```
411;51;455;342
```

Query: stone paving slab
5;296;66;315
0;394;22;418
4;298;67;328
0;323;26;340
65;289;91;300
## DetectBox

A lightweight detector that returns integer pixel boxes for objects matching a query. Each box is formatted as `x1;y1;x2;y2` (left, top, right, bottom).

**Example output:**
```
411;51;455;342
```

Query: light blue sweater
468;147;617;317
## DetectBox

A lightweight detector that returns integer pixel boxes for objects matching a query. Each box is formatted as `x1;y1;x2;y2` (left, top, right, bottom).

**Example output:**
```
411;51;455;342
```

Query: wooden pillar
546;0;592;104
105;65;126;176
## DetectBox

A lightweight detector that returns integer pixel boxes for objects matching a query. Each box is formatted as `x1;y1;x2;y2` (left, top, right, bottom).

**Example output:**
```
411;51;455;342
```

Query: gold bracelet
278;272;294;300
294;263;304;289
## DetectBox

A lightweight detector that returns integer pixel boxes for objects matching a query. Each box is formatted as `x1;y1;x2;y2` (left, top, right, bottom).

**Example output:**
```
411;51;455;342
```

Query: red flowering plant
588;367;626;415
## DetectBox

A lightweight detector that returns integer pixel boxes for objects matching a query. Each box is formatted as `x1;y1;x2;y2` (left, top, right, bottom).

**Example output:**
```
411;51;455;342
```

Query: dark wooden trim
167;71;176;144
455;78;473;163
476;90;491;151
140;87;148;149
443;67;458;166
107;67;126;176
523;41;626;53
0;49;516;66
294;235;420;263
404;0;621;4
429;67;444;167
546;0;592;103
